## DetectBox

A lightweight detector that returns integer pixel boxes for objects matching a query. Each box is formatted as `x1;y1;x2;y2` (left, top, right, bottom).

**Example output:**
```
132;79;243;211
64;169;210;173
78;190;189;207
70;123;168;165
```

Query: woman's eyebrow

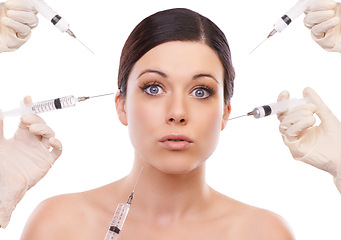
138;69;168;79
138;70;220;85
192;73;220;84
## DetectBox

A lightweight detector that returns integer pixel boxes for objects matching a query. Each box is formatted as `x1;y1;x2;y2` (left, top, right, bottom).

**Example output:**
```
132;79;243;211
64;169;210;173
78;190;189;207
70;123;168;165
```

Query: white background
1;0;341;239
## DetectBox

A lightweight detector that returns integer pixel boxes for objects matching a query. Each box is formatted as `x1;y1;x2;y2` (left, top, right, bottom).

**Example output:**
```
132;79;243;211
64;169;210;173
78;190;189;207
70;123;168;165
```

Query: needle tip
76;37;95;55
229;114;247;120
249;37;268;54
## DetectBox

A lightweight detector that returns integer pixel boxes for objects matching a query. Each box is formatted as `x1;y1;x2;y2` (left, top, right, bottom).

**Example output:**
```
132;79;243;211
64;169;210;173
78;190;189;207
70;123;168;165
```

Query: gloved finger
5;0;36;12
278;103;316;122
23;95;32;105
20;114;46;130
311;17;340;38
307;0;338;12
283;103;317;116
29;123;56;149
304;10;335;28
279;105;316;133
303;87;337;123
1;17;31;38
29;123;55;139
280;111;316;134
17;114;47;141
277;90;290;120
284;116;316;141
6;10;39;28
277;90;290;102
49;137;62;162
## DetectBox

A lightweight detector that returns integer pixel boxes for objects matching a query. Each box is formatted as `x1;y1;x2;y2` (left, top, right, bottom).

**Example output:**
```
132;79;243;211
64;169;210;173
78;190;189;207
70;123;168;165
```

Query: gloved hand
304;0;341;52
0;0;38;52
277;87;341;194
0;96;62;228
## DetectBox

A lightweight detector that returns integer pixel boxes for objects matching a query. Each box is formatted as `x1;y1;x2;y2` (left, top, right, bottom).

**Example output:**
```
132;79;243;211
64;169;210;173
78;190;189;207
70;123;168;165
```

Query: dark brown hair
118;8;235;104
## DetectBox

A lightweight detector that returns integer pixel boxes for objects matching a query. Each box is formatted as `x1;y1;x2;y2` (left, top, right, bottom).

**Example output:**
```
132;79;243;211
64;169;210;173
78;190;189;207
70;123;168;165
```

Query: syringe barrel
253;98;308;118
23;95;78;115
27;0;70;32
274;0;313;32
104;203;130;240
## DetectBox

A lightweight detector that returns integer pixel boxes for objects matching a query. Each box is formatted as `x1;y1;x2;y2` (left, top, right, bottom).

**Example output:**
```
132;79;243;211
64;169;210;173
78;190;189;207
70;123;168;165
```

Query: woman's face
116;41;231;174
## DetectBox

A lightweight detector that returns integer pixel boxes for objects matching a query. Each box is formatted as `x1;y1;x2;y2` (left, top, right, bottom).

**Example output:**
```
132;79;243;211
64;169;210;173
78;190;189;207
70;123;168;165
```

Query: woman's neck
119;157;212;225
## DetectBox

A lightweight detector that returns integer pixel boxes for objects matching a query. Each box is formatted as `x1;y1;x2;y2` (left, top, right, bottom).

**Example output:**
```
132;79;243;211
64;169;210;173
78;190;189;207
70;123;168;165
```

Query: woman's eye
144;84;164;96
192;87;211;99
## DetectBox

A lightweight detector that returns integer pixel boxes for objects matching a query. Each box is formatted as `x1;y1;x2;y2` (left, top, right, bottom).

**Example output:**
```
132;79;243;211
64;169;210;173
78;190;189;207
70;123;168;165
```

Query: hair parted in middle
118;8;235;105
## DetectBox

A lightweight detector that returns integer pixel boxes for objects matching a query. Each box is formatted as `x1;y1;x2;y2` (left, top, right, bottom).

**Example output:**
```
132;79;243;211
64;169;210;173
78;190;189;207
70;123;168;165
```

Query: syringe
104;167;143;240
229;98;309;120
250;0;313;53
27;0;94;54
0;93;115;118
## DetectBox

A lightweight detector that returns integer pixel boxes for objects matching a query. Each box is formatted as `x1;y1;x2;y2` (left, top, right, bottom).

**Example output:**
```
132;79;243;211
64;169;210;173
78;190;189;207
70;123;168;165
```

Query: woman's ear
115;91;128;126
221;102;231;130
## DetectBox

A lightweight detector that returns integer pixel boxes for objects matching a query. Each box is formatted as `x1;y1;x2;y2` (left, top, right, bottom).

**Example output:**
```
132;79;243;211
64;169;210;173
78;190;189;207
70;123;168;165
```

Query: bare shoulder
212;192;295;240
20;193;87;240
244;207;295;240
20;183;117;240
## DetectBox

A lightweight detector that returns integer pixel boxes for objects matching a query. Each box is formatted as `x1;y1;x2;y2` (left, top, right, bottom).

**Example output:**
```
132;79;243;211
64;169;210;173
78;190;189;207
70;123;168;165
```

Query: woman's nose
167;116;187;125
166;96;188;125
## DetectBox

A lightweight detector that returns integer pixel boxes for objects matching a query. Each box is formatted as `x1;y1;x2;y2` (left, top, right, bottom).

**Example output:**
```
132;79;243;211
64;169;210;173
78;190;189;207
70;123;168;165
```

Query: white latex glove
0;0;38;52
277;87;341;194
304;0;341;52
0;96;62;228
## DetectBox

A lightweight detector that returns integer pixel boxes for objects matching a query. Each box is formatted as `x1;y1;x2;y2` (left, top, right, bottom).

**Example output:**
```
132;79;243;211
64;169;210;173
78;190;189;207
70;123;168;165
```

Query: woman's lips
159;134;193;151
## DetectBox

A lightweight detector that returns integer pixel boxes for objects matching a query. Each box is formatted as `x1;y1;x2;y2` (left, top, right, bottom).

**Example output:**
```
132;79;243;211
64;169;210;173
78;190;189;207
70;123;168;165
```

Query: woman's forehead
129;41;224;83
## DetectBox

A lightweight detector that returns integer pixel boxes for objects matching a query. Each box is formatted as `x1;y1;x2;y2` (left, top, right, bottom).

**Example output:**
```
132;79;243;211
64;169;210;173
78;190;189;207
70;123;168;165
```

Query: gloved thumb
17;96;33;133
303;87;337;123
277;90;290;102
307;0;337;11
4;0;36;11
23;95;32;105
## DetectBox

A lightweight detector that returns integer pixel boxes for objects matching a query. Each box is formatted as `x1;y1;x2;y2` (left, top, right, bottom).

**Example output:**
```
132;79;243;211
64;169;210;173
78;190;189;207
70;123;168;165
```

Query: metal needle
229;110;256;120
249;29;277;54
78;93;115;102
249;37;268;54
133;167;144;192
127;167;144;204
76;37;95;55
90;93;116;99
66;29;95;55
229;114;248;121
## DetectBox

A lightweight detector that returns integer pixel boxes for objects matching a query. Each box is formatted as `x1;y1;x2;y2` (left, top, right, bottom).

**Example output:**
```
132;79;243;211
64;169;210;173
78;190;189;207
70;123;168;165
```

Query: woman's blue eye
144;84;164;95
192;88;211;99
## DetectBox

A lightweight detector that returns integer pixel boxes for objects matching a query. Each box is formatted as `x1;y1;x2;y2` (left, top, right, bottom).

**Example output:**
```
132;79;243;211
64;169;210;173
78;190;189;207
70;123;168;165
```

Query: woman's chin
151;159;203;176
